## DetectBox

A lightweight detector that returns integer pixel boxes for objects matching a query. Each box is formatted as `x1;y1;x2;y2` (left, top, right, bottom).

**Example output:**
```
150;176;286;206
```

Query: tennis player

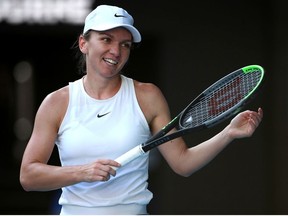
20;5;263;215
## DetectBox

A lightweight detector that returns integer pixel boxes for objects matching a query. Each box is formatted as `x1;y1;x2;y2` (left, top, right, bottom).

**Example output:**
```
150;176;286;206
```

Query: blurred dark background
1;0;287;214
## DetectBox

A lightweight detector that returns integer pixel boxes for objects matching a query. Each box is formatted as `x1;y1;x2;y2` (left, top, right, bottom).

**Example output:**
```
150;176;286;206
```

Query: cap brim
85;23;141;43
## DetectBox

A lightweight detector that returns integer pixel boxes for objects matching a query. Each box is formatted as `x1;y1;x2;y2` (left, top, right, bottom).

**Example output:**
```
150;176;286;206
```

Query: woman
20;5;263;215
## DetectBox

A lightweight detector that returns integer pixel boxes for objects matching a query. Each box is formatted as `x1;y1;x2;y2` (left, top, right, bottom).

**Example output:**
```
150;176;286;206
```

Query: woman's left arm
157;108;263;177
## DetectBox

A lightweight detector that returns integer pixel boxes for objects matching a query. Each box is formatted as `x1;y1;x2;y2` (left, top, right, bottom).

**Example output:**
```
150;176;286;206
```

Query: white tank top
55;75;153;214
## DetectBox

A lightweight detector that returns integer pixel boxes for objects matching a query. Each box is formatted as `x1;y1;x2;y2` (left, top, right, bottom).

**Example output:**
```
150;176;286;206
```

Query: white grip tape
113;145;145;170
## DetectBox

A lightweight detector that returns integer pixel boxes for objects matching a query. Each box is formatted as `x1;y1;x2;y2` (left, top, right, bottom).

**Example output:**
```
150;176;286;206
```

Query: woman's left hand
228;107;263;139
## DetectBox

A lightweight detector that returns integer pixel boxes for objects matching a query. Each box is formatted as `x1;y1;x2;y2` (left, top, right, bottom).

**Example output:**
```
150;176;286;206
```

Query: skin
20;27;263;192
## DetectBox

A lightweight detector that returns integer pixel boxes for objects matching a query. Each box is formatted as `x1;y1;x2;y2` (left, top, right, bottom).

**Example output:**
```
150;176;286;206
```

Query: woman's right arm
19;87;120;191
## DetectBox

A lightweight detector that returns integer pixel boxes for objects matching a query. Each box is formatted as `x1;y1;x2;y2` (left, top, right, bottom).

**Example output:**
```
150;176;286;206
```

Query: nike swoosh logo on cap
97;112;110;118
114;13;126;18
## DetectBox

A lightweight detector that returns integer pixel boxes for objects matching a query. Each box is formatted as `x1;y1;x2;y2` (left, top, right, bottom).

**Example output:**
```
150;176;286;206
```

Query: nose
109;43;120;57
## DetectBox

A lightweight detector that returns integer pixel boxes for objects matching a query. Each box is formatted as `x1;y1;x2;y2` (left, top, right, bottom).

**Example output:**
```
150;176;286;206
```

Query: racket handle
113;145;145;170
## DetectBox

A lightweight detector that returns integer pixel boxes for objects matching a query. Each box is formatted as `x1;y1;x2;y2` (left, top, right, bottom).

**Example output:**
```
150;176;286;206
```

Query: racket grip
113;145;145;170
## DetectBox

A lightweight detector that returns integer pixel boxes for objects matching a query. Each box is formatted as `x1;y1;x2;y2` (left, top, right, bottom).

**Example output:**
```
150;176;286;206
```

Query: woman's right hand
80;159;121;182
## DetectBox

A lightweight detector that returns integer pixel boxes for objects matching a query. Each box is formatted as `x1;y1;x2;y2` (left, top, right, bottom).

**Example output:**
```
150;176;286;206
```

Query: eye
102;37;112;43
121;42;132;49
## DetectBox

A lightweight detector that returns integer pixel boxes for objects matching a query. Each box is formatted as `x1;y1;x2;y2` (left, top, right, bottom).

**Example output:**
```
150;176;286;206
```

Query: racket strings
181;71;262;128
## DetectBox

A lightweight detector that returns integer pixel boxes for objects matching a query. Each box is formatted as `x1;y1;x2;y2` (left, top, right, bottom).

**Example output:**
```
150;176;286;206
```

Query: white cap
83;5;141;43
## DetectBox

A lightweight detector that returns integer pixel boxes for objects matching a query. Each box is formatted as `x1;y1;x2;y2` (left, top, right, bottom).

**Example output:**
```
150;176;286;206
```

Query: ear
79;35;88;54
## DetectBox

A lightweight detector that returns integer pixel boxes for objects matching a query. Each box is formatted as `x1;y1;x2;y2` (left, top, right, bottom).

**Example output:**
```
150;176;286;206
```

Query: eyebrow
98;31;133;43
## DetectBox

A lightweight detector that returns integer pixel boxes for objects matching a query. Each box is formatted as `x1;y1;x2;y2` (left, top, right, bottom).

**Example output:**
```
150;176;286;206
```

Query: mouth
103;58;118;65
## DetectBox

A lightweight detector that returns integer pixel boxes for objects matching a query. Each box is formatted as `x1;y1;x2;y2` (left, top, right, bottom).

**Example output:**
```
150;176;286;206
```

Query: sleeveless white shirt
55;75;153;214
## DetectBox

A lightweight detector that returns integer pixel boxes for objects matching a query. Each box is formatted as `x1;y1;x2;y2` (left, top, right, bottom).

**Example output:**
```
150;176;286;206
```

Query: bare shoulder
44;86;69;106
133;80;163;97
133;80;170;126
133;80;166;107
41;86;69;109
36;86;69;128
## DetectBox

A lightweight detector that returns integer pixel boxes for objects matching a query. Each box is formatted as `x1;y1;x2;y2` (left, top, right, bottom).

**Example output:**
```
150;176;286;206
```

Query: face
79;27;133;78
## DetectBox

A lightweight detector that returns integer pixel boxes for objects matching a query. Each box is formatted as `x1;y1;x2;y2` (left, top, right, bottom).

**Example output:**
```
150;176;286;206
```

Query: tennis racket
114;65;265;169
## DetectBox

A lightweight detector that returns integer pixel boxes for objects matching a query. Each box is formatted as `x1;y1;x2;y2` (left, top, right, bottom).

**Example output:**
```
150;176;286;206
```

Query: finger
101;174;110;181
96;168;112;181
258;107;263;118
252;108;263;124
98;159;121;168
248;112;262;128
99;163;119;177
97;159;121;175
102;166;117;177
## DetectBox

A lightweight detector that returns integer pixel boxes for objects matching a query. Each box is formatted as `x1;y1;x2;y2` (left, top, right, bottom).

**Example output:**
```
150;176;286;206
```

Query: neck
83;74;122;100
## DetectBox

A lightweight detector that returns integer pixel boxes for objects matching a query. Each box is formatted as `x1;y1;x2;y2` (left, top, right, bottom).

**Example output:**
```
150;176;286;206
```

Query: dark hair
71;31;93;75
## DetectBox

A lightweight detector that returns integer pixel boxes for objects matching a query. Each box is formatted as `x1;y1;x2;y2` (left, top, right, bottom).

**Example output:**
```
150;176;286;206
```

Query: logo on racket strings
208;77;242;116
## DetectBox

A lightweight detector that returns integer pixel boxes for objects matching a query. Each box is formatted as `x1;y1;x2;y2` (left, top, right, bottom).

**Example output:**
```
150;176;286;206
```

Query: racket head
179;65;264;129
